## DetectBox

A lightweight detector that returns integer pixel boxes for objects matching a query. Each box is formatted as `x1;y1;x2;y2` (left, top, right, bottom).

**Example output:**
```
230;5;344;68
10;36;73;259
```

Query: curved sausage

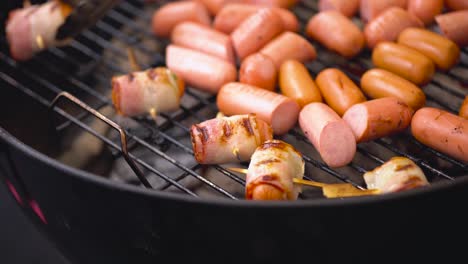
372;41;435;85
259;32;317;69
152;1;211;38
360;68;426;111
239;53;278;91
306;11;365;58
364;157;429;193
364;7;423;49
279;60;323;108
166;45;237;94
171;22;235;64
299;102;356;168
360;0;408;23
213;4;299;34
460;96;468;119
445;0;468;10
112;67;185;117
217;82;300;135
231;8;284;61
397;27;460;71
435;10;468;47
315;68;367;116
318;0;360;17
190;114;273;164
246;140;304;200
342;97;414;143
407;0;444;25
411;107;468;162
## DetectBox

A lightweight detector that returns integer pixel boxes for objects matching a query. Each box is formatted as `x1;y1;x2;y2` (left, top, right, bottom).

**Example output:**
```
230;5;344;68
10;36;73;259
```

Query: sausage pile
139;0;468;200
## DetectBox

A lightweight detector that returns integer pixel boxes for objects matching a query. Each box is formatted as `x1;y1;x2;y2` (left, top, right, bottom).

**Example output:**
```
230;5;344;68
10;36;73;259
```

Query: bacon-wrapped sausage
246;140;304;200
6;1;72;61
191;114;273;164
111;67;185;117
364;157;429;193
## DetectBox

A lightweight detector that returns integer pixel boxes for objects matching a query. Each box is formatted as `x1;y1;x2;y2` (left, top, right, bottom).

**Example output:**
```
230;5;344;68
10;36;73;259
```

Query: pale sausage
318;0;360;17
360;0;408;23
299;102;356;168
407;0;444;25
217;82;300;135
435;10;468;47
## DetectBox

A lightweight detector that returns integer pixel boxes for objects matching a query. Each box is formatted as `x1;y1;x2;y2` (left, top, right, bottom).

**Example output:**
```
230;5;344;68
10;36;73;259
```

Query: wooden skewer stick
227;168;380;198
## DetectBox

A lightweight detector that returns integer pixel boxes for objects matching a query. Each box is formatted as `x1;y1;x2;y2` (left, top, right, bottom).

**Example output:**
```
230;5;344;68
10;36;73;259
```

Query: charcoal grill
1;0;468;263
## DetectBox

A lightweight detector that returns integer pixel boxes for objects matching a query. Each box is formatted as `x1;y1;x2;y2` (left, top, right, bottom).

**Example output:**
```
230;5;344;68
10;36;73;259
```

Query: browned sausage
318;0;360;17
445;0;468;10
460;96;468;119
217;82;300;135
171;22;236;64
411;107;468;162
306;11;365;58
239;53;278;91
299;102;356;168
213;4;299;34
231;8;284;61
407;0;444;25
364;7;423;49
372;41;435;85
315;68;367;116
152;1;211;38
166;45;237;94
360;68;426;110
360;0;408;23
342;97;414;143
279;60;323;108
435;10;468;47
259;32;317;69
397;27;460;71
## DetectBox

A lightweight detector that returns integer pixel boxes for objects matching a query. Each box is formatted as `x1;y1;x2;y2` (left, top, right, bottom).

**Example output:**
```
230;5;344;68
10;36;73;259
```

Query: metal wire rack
0;0;467;200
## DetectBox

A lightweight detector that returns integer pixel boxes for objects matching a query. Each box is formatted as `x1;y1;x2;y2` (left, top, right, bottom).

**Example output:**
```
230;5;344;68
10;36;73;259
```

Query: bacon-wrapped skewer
6;0;119;61
111;67;185;117
246;140;304;200
190;114;273;164
364;157;429;193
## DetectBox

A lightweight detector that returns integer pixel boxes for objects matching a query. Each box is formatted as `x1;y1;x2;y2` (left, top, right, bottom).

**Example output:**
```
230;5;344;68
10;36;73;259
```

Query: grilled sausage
279;60;323;108
407;0;444;25
166;45;237;94
112;67;185;117
364;7;423;49
460;96;468;119
299;102;356;167
171;22;235;64
6;1;72;61
231;8;284;61
259;32;317;69
246;140;304;200
411;107;468;162
397;27;460;71
360;68;426;110
372;42;435;85
360;0;408;23
190;114;273;164
364;157;429;193
151;1;211;38
445;0;468;10
248;0;300;8
315;68;367;116
318;0;360;17
435;10;468;47
217;82;300;135
306;11;365;58
342;97;414;143
213;3;299;34
239;53;278;91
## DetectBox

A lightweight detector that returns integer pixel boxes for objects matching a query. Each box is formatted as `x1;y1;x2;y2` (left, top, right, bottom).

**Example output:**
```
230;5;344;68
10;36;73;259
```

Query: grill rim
2;126;466;208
